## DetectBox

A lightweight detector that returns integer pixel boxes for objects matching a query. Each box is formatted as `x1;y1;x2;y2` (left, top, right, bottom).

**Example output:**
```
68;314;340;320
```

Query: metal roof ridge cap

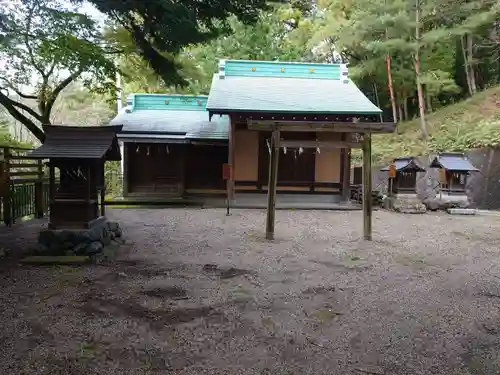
224;59;345;67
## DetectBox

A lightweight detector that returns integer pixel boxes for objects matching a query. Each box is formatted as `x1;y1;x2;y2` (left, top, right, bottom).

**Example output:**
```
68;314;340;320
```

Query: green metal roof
110;94;229;140
207;59;382;115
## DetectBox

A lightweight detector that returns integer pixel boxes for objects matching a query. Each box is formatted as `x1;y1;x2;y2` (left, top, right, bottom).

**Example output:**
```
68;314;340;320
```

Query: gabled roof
430;152;479;172
29;125;122;160
206;59;382;115
110;94;229;141
381;157;426;172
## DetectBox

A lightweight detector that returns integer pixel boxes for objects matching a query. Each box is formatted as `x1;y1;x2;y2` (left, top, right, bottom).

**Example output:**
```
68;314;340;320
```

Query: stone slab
447;208;478;215
20;255;90;265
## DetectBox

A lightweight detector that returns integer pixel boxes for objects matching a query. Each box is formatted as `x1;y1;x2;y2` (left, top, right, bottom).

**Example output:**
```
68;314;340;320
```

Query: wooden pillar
2;147;11;226
227;118;235;202
122;143;129;197
265;130;280;240
341;133;352;202
34;159;44;218
100;188;106;217
362;133;372;240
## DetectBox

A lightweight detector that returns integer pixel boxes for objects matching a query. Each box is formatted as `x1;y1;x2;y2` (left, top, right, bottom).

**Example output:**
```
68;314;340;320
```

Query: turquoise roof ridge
219;59;348;81
125;93;209;112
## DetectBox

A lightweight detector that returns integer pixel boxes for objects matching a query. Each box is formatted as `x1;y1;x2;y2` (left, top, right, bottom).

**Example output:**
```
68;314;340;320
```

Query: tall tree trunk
414;0;428;139
467;34;477;94
398;103;404;122
386;55;398;122
426;90;433;113
403;94;409;120
461;35;473;96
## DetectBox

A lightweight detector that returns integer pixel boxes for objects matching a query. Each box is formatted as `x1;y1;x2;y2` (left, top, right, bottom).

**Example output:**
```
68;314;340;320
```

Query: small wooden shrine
381;157;425;195
29;125;123;229
430;152;479;195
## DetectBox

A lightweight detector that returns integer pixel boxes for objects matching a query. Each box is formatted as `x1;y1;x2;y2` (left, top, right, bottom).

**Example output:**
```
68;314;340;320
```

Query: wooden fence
0;146;51;226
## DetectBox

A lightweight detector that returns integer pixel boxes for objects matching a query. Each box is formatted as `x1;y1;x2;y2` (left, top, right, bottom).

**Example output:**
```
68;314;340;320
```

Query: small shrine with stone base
425;152;479;210
381;157;427;213
28;125;124;257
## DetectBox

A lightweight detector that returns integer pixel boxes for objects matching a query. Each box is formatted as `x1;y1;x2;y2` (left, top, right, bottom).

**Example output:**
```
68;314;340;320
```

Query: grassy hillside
360;85;500;164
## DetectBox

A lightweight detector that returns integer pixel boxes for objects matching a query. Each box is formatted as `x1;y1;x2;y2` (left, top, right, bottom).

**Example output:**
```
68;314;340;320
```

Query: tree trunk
403;95;409;120
461;35;473;96
385;55;398;122
398;103;404;123
467;34;477;94
414;0;428;139
426;90;433;113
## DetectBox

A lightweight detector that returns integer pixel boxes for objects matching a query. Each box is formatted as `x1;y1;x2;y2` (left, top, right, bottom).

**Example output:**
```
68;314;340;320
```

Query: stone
62;241;74;250
101;231;112;246
391;194;427;214
447;208;477;215
107;221;120;232
115;228;123;238
86;241;104;255
38;230;57;247
424;192;470;211
73;242;88;255
49;242;65;256
20;256;90;265
72;230;92;244
36;243;50;255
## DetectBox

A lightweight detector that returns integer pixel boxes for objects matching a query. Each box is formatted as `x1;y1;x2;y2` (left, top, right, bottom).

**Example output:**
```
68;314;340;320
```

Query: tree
0;0;117;142
87;0;274;86
116;4;314;97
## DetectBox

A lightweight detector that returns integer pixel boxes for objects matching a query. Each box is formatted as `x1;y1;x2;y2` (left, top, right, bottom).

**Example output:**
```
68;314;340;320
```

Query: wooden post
362;133;372;241
122;143;129;197
100;188;106;217
341;134;351;202
3;147;12;226
227;118;235;203
265;130;280;240
34;159;44;218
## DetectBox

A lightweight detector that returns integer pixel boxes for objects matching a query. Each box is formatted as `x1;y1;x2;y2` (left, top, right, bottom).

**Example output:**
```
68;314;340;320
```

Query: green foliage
365;85;500;164
116;4;315;96
87;0;272;85
0;0;118;141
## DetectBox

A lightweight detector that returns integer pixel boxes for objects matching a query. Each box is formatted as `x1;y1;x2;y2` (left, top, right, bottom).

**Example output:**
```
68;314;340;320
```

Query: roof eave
208;108;382;116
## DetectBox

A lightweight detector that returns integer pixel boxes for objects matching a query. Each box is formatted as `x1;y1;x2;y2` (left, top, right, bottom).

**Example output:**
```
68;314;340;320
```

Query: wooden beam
362;133;372;241
247;120;396;134
280;140;362;149
265;130;280;240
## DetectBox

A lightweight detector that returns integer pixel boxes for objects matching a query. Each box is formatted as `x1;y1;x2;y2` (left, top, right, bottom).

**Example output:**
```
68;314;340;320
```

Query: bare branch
24;1;46;78
0;77;38;99
44;70;83;118
0;91;45;142
10;100;43;123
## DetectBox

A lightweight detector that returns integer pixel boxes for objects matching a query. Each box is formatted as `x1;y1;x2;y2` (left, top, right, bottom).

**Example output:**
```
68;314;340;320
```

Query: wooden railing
0;146;51;226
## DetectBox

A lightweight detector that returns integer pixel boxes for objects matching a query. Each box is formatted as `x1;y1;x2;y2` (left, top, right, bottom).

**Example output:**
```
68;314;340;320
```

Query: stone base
36;218;123;257
386;193;426;214
447;208;477;215
424;193;469;210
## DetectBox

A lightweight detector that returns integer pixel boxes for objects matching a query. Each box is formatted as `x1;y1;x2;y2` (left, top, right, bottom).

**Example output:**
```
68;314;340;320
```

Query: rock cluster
386;194;427;214
36;220;123;257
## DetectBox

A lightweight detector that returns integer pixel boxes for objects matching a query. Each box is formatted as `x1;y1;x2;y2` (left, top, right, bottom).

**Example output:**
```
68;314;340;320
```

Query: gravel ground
1;208;500;375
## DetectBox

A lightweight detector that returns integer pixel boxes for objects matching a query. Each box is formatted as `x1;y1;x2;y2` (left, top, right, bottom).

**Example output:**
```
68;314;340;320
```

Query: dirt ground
1;208;500;375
